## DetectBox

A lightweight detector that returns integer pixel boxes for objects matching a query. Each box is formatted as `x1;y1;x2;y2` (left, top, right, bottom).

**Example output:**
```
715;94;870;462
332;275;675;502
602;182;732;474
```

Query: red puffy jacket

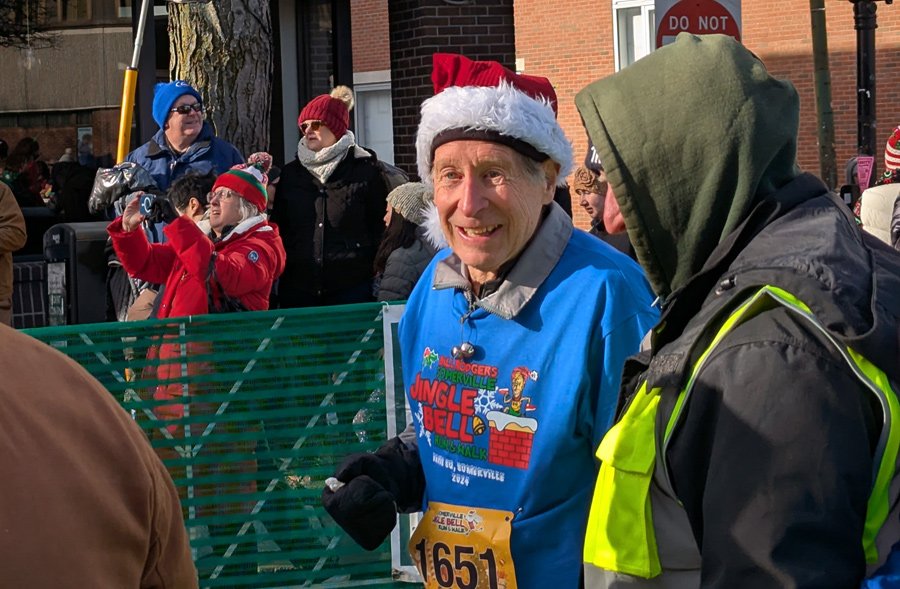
108;214;286;421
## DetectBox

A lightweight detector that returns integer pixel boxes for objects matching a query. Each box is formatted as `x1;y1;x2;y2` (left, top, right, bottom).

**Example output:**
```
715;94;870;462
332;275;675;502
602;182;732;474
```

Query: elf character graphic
503;367;532;417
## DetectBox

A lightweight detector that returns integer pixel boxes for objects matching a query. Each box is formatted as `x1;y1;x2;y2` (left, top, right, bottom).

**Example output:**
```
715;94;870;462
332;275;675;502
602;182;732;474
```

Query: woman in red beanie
271;85;405;307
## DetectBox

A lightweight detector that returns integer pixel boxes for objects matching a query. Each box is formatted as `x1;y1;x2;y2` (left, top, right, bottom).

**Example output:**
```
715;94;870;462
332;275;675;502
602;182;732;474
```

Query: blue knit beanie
152;80;202;129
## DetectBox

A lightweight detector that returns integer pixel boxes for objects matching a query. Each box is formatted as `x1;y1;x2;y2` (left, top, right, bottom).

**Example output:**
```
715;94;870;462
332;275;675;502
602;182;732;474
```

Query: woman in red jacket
108;155;286;424
108;156;286;573
109;156;285;318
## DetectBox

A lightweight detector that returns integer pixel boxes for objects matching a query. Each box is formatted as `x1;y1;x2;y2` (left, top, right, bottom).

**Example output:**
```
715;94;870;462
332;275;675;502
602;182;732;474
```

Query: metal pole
810;0;837;189
115;0;152;163
131;0;158;148
852;0;879;162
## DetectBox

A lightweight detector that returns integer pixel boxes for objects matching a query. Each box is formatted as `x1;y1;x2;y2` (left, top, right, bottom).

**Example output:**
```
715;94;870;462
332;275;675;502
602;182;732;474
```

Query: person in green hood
575;33;900;588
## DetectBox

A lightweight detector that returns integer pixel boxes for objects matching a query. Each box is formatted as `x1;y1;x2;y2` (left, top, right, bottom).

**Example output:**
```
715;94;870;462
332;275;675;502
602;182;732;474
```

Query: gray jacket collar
432;202;573;320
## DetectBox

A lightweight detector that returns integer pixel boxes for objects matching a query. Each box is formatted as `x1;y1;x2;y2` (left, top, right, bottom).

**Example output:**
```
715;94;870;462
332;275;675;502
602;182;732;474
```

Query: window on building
41;0;91;23
613;0;655;70
117;0;168;20
354;73;395;164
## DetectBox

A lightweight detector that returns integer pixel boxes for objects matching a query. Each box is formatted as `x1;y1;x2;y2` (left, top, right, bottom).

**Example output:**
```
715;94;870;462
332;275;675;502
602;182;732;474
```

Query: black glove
147;197;179;224
321;437;425;550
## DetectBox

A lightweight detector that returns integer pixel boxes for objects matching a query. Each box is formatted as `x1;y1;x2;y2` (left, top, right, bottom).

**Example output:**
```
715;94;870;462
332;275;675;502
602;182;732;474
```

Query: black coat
619;175;900;587
376;232;438;302
271;146;393;305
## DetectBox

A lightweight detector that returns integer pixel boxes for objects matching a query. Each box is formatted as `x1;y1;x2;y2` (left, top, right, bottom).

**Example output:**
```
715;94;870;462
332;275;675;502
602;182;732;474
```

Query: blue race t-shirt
399;229;658;589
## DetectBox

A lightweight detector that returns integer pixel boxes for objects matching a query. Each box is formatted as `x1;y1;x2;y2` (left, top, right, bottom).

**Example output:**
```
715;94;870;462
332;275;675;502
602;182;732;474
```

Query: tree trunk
168;0;272;158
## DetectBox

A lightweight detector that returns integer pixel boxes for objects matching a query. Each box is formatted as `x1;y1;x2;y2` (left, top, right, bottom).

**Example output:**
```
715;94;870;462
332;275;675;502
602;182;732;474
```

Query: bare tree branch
0;0;57;49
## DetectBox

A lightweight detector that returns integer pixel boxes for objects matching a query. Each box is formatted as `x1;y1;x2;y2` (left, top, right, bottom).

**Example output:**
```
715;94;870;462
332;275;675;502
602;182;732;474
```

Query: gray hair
237;197;259;222
518;153;550;186
216;187;263;223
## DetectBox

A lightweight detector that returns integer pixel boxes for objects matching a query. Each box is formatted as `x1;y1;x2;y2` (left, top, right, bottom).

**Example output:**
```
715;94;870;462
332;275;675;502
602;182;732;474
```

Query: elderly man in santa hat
322;54;657;588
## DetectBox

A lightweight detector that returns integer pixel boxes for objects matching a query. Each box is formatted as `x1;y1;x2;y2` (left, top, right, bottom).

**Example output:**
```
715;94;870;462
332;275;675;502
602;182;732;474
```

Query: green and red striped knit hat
211;152;272;212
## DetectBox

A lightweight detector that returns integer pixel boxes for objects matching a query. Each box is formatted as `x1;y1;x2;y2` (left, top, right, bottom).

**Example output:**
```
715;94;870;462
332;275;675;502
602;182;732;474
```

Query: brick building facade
351;0;391;73
387;0;516;175
514;0;900;229
373;1;900;230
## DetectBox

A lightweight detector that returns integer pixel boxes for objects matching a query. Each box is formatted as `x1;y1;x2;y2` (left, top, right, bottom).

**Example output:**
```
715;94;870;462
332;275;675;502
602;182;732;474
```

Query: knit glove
321;437;425;550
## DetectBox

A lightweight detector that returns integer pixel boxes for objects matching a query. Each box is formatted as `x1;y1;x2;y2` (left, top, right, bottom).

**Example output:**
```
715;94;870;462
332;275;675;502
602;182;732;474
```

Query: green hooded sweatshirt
575;33;800;299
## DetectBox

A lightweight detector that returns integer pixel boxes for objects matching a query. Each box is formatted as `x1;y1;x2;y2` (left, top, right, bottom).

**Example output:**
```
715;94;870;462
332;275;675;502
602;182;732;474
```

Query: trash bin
43;222;109;326
12;259;48;329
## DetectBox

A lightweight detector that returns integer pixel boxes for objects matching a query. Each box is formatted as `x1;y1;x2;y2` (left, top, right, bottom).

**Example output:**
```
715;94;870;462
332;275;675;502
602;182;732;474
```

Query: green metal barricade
25;302;417;589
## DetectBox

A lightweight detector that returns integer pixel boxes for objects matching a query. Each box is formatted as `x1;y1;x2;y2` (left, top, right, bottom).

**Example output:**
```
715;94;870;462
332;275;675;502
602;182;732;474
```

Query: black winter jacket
376;230;439;302
272;146;393;304
614;174;900;588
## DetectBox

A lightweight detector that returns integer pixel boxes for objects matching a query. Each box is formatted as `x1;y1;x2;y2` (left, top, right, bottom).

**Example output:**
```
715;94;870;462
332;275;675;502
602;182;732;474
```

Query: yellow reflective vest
584;286;900;587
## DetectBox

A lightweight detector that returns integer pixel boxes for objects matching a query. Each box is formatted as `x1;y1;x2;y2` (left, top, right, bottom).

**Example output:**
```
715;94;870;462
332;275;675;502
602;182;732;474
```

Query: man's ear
541;159;560;204
188;196;203;215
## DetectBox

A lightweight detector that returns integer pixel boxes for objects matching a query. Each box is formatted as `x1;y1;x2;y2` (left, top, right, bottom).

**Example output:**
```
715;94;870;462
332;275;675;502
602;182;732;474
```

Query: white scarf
297;130;356;184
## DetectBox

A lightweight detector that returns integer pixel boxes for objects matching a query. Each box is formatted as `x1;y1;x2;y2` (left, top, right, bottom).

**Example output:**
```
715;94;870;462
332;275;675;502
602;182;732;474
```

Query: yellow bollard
116;67;139;164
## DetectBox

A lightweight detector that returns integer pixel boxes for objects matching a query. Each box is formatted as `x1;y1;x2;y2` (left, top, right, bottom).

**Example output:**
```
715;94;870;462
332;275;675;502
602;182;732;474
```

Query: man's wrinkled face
432;140;556;286
165;94;203;145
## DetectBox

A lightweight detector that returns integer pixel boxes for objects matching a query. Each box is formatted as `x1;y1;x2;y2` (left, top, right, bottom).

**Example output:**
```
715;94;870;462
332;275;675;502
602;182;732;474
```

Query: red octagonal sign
656;0;741;49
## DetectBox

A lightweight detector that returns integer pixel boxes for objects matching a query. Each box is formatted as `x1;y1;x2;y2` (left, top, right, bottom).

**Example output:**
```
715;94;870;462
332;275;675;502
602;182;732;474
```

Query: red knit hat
298;85;354;139
416;53;572;187
212;152;272;213
885;126;900;171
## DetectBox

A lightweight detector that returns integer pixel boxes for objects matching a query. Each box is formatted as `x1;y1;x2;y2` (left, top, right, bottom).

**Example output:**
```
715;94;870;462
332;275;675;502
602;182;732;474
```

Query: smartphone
138;193;156;217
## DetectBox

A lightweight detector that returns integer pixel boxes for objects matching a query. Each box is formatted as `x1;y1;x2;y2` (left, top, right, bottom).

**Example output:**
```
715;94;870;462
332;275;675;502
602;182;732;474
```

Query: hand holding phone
121;192;147;233
138;193;157;217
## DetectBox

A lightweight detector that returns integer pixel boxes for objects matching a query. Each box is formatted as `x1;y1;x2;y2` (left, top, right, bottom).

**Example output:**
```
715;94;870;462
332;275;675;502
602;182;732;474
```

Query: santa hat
212;152;272;212
886;126;900;171
416;53;572;187
298;86;355;139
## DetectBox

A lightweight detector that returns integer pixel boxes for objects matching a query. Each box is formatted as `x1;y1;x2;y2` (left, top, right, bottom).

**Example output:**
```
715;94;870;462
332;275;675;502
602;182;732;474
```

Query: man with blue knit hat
126;80;242;191
110;80;243;323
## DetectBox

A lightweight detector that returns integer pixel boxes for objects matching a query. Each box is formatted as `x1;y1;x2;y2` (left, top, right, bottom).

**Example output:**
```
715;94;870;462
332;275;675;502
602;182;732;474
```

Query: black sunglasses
170;103;203;115
300;120;324;134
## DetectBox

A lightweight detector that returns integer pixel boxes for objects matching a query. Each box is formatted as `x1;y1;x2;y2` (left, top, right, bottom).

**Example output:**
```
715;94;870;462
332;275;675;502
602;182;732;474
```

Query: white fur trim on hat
416;81;573;187
421;201;449;251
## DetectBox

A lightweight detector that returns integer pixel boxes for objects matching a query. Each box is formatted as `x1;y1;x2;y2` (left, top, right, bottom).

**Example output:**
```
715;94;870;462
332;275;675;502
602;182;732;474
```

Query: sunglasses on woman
300;120;325;134
170;103;203;115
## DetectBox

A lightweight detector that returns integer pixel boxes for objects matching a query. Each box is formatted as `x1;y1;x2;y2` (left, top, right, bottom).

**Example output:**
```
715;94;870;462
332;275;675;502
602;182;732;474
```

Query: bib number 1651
413;539;498;589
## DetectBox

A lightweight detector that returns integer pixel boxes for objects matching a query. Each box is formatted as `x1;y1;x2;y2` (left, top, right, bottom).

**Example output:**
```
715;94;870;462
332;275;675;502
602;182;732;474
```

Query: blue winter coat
863;539;900;588
125;123;243;191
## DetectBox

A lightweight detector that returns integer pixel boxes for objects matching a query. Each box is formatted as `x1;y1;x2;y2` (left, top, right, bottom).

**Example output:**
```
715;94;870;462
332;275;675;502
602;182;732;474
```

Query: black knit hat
584;138;603;174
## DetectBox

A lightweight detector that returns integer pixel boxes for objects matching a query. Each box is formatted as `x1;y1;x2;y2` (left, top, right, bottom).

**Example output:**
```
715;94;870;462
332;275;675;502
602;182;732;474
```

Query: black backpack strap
206;252;247;314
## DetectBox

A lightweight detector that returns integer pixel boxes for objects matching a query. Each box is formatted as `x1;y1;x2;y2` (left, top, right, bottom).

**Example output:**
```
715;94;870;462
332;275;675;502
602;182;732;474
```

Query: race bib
409;501;517;589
